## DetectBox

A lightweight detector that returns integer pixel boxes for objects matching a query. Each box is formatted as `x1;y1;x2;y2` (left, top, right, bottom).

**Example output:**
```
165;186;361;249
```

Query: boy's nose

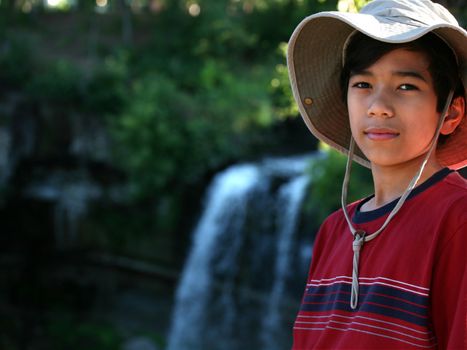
367;90;395;118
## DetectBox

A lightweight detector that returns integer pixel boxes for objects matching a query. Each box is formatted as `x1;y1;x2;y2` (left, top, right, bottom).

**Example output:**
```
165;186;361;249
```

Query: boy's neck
362;156;444;212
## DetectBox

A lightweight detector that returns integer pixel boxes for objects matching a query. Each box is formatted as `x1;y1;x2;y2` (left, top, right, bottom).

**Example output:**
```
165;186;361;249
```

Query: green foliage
305;145;373;224
269;43;299;119
110;59;275;196
241;0;336;49
46;314;122;350
110;73;200;195
337;0;372;12
26;59;82;105
106;0;337;197
83;52;129;114
0;309;123;350
0;36;36;88
0;0;324;201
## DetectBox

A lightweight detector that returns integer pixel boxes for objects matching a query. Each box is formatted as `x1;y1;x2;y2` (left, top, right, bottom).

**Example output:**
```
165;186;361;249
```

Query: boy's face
347;48;441;169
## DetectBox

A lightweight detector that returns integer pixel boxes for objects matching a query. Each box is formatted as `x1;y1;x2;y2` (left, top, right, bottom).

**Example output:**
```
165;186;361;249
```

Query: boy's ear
440;96;465;135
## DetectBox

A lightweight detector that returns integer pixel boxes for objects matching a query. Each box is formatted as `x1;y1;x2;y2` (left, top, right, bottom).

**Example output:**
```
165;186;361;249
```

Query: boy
287;0;466;349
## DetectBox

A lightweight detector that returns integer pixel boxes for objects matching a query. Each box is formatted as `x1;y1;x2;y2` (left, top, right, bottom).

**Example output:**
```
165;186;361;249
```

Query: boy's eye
399;84;418;91
351;82;371;89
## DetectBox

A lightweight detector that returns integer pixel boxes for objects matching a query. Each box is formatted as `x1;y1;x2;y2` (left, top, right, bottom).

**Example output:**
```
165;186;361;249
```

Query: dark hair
340;31;464;113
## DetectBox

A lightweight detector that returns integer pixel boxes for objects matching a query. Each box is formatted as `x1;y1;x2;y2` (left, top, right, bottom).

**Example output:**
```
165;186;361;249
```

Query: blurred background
0;0;465;349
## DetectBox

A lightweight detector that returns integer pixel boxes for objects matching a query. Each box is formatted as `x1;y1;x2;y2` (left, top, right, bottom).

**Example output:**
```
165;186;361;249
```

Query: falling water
24;173;102;249
261;174;310;350
167;164;263;350
167;155;315;350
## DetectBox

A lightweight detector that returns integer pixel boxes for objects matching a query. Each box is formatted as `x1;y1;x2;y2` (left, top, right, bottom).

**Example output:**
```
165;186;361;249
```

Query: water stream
167;154;315;350
261;174;309;350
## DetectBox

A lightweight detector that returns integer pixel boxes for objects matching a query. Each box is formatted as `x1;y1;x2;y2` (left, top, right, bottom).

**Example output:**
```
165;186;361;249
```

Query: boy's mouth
363;127;400;140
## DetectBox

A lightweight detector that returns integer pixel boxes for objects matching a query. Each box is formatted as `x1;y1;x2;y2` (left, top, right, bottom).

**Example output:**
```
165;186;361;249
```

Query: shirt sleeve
430;220;467;350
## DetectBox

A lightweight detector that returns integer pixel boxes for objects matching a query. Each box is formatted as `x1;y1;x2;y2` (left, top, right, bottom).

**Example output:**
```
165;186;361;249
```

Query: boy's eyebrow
349;69;372;77
392;70;429;83
349;69;429;83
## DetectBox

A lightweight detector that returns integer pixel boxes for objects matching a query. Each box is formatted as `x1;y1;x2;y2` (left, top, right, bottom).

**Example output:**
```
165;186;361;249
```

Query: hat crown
360;0;459;27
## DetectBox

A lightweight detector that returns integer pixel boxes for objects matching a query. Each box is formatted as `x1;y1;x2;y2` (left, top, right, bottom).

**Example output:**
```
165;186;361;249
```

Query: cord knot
352;230;366;253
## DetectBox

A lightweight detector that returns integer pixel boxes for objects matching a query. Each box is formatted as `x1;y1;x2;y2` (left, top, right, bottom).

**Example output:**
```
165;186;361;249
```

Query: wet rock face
0;93;126;250
123;336;159;350
0;95;134;348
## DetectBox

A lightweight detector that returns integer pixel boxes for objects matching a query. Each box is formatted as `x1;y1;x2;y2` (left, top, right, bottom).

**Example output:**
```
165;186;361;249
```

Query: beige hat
287;0;467;169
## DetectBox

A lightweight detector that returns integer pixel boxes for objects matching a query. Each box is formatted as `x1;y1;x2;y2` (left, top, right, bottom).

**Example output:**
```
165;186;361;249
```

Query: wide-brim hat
287;0;467;169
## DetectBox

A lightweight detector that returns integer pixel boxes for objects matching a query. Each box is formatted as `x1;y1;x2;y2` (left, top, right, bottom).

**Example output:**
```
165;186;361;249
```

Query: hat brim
288;11;467;169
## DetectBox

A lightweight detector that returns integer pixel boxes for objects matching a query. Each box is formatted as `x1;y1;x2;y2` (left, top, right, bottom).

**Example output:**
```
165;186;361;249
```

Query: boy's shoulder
436;170;467;215
444;170;467;189
405;171;467;231
434;171;467;204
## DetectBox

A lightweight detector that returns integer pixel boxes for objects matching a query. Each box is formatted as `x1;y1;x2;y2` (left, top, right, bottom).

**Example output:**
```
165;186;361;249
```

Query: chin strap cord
341;90;454;310
350;230;366;309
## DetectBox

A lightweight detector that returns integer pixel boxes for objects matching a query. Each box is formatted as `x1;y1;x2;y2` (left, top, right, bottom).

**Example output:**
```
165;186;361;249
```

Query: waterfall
167;155;314;350
24;173;102;249
261;174;309;350
167;164;263;350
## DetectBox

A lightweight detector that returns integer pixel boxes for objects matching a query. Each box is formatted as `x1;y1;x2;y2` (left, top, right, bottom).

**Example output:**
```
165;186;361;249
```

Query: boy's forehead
353;48;432;80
